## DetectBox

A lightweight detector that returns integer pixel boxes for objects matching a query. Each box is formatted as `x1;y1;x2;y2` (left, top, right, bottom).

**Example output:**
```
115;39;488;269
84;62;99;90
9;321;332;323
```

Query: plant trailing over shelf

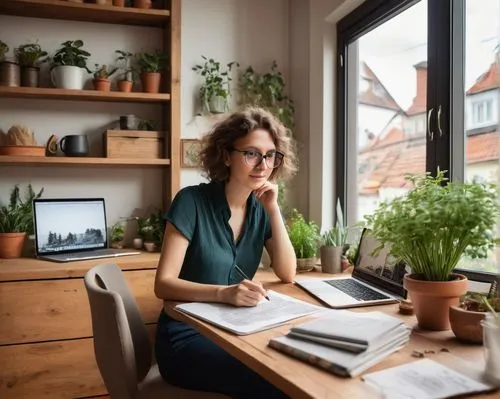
192;55;238;114
51;40;91;72
238;60;295;129
14;42;48;67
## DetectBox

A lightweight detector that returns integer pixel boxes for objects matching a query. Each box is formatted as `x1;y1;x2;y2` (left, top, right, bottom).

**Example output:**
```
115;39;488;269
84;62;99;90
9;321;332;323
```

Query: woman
154;107;297;398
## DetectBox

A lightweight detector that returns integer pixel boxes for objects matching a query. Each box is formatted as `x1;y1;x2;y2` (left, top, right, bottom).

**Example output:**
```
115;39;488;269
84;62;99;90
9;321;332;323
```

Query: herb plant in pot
287;209;320;272
109;221;125;249
135;50;167;93
92;64;118;91
0;40;20;87
51;40;91;90
137;209;164;252
192;56;238;114
115;49;135;92
0;184;44;259
14;42;48;87
366;171;500;330
320;199;349;274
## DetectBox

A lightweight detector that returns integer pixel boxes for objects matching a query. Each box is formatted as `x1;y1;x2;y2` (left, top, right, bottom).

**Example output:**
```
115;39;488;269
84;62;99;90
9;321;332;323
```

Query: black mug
59;135;89;157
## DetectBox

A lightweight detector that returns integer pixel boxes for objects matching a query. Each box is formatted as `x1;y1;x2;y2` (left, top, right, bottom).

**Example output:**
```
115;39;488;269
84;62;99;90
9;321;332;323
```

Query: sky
358;0;499;110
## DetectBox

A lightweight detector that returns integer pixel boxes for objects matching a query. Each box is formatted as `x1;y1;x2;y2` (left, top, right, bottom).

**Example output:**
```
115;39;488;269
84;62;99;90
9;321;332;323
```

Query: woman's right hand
219;280;268;307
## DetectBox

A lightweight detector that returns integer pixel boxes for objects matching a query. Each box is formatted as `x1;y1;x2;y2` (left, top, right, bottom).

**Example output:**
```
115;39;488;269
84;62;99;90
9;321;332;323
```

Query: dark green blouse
165;180;272;286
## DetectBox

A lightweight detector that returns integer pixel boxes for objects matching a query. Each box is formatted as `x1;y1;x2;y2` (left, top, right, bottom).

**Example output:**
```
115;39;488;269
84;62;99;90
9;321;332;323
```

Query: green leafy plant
192;55;238;113
321;198;348;247
0;184;44;234
365;170;500;281
93;63;118;79
137;209;164;245
52;40;91;72
115;49;136;81
238;60;295;129
135;50;168;73
0;40;8;61
287;209;320;259
109;221;125;242
14;42;48;67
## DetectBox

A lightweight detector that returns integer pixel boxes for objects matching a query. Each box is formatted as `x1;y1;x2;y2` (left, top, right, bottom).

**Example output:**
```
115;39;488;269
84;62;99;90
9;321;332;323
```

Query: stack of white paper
268;310;411;377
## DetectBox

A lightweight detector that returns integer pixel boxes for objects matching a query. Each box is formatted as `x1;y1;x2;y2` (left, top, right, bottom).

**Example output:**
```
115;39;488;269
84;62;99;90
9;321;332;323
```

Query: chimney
406;61;427;115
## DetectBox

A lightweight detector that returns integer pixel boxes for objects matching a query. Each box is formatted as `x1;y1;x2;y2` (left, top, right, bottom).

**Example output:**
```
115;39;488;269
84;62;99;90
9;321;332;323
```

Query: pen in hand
234;264;270;301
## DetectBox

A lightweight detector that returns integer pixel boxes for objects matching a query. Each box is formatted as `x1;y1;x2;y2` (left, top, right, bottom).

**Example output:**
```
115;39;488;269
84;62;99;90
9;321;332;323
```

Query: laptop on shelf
33;198;140;263
295;229;408;309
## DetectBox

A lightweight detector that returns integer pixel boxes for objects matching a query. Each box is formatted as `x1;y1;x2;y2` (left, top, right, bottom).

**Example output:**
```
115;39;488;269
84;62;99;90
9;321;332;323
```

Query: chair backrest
84;263;152;399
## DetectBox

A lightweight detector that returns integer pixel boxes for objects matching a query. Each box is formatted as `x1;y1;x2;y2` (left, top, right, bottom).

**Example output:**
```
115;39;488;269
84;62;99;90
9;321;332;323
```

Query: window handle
427;107;434;141
437;105;443;137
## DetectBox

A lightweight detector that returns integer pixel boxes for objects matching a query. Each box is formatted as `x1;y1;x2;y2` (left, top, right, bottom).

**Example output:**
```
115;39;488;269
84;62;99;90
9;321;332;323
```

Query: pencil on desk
234;264;270;301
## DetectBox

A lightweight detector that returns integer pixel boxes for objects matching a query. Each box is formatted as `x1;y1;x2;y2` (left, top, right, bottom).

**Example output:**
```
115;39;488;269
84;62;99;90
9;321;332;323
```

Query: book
174;290;323;335
269;333;409;377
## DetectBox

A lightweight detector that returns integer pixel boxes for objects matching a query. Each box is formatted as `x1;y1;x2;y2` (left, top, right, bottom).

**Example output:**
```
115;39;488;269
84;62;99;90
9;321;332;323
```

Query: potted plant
449;292;500;344
115;49;135;92
51;40;91;90
319;198;349;274
137;209;164;252
365;170;500;330
14;42;48;87
0;184;44;259
287;209;320;272
0;40;20;87
109;221;125;249
238;60;295;129
135;50;167;93
92;63;118;91
192;56;238;114
482;298;500;384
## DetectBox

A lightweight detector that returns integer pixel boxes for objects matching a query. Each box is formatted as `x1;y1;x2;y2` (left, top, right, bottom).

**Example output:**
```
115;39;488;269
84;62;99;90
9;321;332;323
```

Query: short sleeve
165;187;198;241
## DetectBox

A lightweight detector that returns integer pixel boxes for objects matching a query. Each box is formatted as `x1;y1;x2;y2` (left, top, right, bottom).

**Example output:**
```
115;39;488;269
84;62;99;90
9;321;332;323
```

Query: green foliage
365;170;500;281
0;184;44;234
109;221;125;242
136;50;168;73
52;40;91;72
115;49;136;81
321;198;348;247
238;61;295;129
460;292;500;313
137;209;164;245
15;42;48;67
93;63;118;79
0;40;8;60
192;56;238;112
287;209;320;258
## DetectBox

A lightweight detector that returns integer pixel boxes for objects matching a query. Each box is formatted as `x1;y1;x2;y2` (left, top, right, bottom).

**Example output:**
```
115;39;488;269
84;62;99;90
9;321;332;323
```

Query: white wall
180;0;290;188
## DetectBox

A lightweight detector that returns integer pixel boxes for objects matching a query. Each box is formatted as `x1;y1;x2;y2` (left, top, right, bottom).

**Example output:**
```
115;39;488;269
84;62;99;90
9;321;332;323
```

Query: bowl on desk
449;305;485;344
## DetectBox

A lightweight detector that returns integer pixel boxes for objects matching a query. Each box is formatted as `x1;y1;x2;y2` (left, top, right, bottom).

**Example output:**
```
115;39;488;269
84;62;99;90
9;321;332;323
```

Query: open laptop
33;198;140;263
295;229;408;308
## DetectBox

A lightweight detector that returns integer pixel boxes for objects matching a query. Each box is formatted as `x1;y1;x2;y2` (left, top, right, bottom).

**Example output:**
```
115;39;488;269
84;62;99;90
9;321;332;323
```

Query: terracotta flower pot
134;0;151;9
0;232;26;259
113;0;125;6
141;72;161;93
118;80;133;93
449;305;486;344
93;78;111;91
404;273;468;331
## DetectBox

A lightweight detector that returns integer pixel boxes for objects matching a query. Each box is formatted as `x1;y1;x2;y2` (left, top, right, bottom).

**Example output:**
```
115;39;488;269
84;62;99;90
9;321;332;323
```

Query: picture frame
181;139;202;168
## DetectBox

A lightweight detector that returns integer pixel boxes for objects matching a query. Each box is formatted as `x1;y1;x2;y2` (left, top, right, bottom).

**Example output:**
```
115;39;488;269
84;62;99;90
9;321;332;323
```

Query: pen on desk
234;264;270;301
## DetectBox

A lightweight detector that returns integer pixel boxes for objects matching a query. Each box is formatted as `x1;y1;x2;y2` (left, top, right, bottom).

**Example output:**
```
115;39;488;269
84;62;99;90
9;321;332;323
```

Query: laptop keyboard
325;279;390;301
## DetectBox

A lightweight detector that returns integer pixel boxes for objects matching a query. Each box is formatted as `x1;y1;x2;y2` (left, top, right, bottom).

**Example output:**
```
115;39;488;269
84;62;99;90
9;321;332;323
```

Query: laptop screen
33;198;108;255
352;228;409;298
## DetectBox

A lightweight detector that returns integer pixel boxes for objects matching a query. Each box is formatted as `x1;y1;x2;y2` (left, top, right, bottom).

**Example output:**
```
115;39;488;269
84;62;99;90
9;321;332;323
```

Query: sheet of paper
362;358;494;399
176;290;323;335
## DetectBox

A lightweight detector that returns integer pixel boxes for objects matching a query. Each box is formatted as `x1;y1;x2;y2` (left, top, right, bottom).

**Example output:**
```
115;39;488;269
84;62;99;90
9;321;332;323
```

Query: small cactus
93;63;118;80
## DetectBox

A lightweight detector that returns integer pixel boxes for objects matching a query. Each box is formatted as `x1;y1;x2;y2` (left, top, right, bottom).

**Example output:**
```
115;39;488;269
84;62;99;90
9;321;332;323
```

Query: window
337;0;500;274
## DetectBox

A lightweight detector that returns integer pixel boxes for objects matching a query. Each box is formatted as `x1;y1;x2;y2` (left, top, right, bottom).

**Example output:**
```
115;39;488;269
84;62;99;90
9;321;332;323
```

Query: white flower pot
482;313;500;384
51;65;86;90
208;95;228;114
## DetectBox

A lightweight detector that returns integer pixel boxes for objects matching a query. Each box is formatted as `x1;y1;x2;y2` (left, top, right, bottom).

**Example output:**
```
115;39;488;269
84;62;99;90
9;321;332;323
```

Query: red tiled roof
467;62;500;95
359;62;402;111
358;131;500;194
362;127;405;152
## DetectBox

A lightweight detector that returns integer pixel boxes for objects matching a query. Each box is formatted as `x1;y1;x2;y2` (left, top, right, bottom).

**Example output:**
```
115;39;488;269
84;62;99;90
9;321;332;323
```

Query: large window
337;0;500;273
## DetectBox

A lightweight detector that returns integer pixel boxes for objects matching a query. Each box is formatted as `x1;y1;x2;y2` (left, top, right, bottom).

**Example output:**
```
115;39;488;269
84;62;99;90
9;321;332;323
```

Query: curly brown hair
199;107;297;182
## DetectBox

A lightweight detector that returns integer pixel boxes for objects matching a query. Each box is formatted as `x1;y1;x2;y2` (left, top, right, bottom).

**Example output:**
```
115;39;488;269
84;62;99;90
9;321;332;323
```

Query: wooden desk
0;252;163;399
165;270;497;399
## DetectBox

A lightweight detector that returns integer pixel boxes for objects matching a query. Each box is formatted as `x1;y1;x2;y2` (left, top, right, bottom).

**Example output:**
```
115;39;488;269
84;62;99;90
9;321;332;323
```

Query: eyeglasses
231;148;284;169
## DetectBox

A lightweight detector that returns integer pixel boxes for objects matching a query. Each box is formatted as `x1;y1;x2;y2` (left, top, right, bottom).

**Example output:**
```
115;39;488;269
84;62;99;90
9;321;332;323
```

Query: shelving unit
0;1;180;398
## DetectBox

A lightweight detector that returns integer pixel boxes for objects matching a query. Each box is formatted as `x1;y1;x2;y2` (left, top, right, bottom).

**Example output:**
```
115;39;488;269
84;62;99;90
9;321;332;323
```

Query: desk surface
165;270;498;399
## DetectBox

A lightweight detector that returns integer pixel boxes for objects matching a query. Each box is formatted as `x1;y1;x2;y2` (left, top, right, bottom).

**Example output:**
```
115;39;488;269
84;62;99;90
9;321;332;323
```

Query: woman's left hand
254;181;280;214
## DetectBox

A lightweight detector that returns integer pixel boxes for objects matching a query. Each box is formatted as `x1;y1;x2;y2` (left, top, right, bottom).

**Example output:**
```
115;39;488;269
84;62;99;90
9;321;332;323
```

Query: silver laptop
295;229;408;308
33;198;140;263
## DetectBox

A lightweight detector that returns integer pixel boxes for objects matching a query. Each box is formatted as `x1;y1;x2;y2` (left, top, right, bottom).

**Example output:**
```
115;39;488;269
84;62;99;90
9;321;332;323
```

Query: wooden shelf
0;155;170;167
0;0;170;27
0;86;170;103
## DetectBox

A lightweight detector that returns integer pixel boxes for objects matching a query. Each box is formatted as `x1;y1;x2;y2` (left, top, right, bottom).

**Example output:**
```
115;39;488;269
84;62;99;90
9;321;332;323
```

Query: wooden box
104;130;166;159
